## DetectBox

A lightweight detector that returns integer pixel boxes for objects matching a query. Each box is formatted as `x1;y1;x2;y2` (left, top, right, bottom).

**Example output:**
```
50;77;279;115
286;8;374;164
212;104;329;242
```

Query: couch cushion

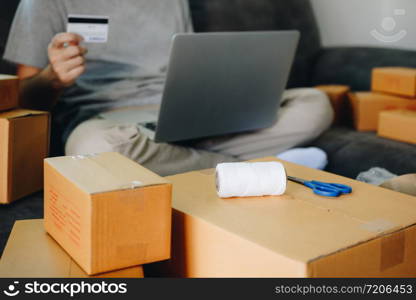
189;0;321;88
312;47;416;91
311;127;416;179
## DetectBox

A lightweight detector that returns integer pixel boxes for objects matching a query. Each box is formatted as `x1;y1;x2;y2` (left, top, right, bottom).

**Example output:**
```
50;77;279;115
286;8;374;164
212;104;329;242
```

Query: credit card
67;14;109;43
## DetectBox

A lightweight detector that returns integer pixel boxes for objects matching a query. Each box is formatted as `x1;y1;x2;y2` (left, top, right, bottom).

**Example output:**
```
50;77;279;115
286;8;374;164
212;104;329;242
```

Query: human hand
47;33;87;88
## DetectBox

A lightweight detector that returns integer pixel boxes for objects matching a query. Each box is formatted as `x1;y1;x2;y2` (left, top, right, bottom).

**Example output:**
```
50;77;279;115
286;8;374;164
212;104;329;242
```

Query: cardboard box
0;75;19;112
372;67;416;97
0;220;144;278
348;92;416;131
0;109;50;204
154;158;416;278
316;85;351;125
44;152;172;275
378;110;416;144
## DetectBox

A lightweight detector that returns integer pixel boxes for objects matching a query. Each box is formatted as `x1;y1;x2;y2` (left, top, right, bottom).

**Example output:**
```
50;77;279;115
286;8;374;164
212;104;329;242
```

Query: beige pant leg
65;118;238;176
199;88;334;160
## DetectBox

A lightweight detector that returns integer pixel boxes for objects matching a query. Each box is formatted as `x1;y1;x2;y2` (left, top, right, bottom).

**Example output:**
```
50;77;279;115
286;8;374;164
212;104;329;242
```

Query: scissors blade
287;176;306;185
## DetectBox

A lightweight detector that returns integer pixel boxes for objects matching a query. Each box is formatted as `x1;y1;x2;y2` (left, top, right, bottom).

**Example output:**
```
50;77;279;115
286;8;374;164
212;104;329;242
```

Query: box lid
351;92;416;105
167;158;416;264
0;219;144;278
0;109;48;120
374;67;416;76
45;152;169;195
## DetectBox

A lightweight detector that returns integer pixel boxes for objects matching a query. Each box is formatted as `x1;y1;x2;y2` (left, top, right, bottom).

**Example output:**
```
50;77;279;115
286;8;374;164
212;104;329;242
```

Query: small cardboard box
44;152;172;275
0;220;144;278
378;110;416;144
154;158;416;278
348;92;416;131
372;67;416;98
0;109;50;204
0;75;19;112
316;85;351;125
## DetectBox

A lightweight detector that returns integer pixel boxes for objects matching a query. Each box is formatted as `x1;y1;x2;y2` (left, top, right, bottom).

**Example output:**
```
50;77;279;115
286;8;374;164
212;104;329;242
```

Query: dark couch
1;0;415;256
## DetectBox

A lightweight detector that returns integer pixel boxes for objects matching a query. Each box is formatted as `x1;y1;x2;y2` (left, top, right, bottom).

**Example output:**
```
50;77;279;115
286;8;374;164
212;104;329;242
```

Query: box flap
0;109;48;120
374;67;416;76
0;74;18;80
45;152;169;195
167;158;416;264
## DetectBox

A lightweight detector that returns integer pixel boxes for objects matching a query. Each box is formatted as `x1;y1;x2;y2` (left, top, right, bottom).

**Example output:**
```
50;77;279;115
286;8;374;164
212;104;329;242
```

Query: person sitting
4;0;333;176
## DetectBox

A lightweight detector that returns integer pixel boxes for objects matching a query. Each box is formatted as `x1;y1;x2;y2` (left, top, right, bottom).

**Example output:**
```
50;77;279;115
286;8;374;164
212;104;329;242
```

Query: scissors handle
314;185;341;197
303;181;352;197
287;176;353;198
310;181;352;194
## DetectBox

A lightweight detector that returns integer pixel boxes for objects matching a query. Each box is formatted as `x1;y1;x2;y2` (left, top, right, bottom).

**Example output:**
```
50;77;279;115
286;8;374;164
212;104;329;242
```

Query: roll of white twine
216;162;287;198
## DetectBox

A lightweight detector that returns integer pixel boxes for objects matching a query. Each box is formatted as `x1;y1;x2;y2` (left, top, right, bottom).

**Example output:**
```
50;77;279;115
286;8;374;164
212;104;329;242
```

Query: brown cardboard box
0;109;50;204
154;157;416;278
316;85;351;125
372;67;416;97
0;220;144;278
0;75;19;112
348;92;416;131
378;110;416;144
44;152;172;275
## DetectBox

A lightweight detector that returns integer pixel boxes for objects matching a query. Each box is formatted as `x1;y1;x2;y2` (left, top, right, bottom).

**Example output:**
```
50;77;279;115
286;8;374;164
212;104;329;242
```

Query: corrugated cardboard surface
372;67;416;97
316;85;351;125
45;152;169;195
0;220;144;278
0;75;18;112
162;157;416;277
349;92;416;131
0;109;50;204
44;162;93;273
378;110;416;144
308;226;416;277
44;152;172;275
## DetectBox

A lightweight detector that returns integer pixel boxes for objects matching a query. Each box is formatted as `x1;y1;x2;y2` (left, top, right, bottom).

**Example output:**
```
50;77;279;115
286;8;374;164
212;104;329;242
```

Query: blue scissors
288;176;352;197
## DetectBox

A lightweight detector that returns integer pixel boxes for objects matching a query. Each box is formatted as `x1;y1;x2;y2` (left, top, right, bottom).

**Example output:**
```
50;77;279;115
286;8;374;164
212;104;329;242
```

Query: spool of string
216;162;287;198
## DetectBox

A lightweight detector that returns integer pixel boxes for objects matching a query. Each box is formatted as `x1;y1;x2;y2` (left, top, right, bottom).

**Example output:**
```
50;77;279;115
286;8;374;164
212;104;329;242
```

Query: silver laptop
102;31;300;143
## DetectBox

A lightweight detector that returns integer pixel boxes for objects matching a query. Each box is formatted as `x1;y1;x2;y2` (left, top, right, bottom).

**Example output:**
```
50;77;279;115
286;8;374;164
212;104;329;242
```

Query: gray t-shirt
4;0;192;141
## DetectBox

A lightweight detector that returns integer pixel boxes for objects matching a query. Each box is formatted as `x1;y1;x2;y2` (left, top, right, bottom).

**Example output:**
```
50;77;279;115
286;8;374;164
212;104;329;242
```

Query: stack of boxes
43;152;172;276
0;75;50;204
0;152;173;278
349;67;416;144
0;74;172;277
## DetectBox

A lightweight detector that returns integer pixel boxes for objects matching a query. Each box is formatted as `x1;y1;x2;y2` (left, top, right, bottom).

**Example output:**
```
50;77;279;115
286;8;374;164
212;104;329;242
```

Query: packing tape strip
360;219;397;233
119;181;144;191
71;153;99;160
361;219;405;271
